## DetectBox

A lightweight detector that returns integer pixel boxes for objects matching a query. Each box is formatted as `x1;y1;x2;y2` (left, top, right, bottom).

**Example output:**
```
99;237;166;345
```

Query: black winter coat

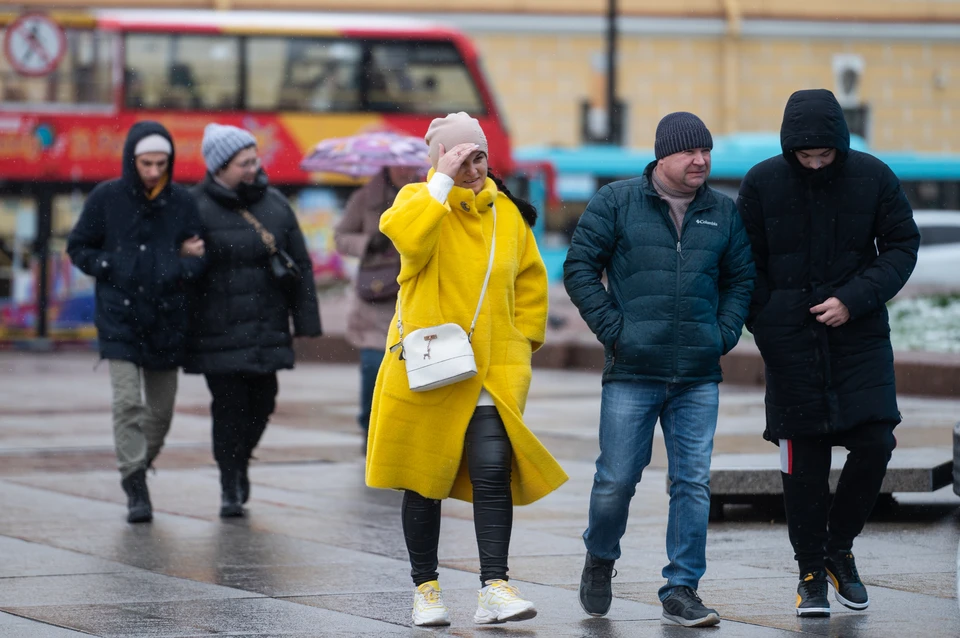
737;89;920;440
67;121;204;369
185;172;321;375
564;163;755;384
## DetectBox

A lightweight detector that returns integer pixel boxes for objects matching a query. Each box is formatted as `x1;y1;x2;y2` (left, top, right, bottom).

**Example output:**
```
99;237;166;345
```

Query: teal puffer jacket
564;163;755;384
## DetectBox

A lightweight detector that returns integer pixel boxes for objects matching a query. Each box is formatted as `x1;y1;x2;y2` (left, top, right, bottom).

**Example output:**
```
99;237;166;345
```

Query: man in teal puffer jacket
564;112;755;627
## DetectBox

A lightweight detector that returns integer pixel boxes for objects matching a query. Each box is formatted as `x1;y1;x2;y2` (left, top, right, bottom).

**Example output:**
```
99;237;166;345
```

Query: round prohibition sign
3;13;67;77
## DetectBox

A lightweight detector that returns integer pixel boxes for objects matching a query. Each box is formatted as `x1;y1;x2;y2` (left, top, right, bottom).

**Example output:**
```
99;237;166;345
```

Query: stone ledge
708;447;954;498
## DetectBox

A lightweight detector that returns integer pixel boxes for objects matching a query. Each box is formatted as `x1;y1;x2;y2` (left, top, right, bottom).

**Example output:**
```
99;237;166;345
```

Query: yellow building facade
474;29;960;152
9;0;960;151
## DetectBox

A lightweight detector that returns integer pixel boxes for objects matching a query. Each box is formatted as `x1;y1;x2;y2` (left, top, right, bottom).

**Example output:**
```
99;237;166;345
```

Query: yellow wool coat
364;173;568;505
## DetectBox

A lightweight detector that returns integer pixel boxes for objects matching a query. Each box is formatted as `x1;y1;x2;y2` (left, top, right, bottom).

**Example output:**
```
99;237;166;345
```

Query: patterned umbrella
300;131;430;178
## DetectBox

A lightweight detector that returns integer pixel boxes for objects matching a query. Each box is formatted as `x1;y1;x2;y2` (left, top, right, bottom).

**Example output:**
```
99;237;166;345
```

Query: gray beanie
201;123;257;172
654;112;713;160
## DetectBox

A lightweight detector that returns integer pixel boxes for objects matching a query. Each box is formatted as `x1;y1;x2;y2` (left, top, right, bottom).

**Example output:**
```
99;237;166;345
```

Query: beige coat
334;172;402;351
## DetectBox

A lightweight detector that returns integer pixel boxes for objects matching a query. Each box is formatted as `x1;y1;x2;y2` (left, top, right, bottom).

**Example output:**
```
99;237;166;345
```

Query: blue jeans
584;380;719;600
358;348;384;432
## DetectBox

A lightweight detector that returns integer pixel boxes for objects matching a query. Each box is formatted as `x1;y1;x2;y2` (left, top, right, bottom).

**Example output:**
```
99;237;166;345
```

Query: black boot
219;466;244;518
121;468;152;523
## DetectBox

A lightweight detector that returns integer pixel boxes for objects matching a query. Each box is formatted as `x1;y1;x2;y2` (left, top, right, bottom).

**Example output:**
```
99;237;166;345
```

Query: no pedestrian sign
3;13;67;77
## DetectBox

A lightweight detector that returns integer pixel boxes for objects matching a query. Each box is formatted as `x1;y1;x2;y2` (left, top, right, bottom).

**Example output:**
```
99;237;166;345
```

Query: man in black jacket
67;121;205;523
737;89;920;617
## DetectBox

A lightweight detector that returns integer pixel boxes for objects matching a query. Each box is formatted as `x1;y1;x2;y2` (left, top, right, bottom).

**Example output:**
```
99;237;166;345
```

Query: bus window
902;180;960;210
0;28;113;107
125;34;240;110
366;41;484;115
246;38;361;112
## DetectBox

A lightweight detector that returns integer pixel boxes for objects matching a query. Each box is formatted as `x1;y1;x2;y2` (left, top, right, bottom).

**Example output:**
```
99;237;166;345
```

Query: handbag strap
239;209;278;256
396;204;497;343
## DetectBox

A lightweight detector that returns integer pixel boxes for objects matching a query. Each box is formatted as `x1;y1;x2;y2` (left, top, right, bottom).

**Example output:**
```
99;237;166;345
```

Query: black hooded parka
67;121;204;369
737;89;920;440
184;170;321;375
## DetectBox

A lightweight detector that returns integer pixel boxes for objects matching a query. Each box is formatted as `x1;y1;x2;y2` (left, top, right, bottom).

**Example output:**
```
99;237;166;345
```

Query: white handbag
391;205;497;392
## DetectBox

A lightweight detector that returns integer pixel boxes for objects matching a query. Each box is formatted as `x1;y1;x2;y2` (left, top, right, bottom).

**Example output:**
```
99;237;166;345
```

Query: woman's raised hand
436;142;480;180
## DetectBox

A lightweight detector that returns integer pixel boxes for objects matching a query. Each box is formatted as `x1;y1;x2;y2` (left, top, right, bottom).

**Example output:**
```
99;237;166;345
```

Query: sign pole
606;0;619;145
35;189;52;339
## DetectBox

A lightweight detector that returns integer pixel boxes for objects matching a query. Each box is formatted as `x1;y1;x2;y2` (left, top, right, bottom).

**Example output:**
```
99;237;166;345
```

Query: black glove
367;231;392;254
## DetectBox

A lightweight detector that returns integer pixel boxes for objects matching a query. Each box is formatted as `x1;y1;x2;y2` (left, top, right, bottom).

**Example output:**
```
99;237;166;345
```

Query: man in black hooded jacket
737;89;919;618
67;121;205;524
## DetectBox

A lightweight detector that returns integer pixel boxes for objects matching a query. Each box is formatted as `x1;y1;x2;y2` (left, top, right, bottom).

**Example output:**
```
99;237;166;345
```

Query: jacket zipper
673;240;682;382
649;186;705;383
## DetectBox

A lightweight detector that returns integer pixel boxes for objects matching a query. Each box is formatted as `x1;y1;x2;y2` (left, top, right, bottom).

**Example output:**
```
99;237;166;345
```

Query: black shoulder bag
239;209;302;284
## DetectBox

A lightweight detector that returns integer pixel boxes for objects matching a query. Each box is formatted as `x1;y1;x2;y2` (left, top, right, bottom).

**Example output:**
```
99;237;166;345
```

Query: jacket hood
780;89;850;162
122;121;175;188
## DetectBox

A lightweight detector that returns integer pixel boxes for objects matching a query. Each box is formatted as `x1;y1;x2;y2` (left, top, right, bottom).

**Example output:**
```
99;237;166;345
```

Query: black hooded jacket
67;121;204;369
737;89;920;440
184;170;321;375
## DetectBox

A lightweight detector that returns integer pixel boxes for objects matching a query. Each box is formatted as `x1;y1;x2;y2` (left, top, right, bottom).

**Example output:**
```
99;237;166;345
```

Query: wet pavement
1;352;958;637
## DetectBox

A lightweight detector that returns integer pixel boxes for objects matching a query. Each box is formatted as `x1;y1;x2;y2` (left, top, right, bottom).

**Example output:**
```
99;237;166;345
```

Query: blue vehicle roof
517;133;960;200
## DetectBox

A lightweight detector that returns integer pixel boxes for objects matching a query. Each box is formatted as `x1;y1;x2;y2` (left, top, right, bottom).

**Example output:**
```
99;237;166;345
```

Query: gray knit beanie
201;123;257;173
654;112;713;160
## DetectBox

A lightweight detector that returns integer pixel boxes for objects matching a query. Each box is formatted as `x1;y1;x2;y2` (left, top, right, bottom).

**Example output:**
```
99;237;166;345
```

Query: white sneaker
474;579;537;624
411;580;451;626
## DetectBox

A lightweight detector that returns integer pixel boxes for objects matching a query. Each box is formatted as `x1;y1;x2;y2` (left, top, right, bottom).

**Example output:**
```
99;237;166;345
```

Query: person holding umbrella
364;113;567;627
305;131;428;449
331;146;423;447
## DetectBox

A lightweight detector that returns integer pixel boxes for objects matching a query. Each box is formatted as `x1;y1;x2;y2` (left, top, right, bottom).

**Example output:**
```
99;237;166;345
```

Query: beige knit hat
424;112;488;169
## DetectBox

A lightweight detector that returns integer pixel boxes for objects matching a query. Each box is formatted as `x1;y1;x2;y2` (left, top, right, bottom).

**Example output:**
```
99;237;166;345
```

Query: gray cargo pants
109;360;178;478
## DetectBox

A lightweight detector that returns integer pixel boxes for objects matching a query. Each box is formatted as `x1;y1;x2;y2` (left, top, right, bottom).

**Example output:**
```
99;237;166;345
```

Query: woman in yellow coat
366;113;568;627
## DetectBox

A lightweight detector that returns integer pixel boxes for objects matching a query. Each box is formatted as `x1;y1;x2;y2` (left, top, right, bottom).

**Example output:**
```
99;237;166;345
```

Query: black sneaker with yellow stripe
825;551;869;610
796;570;830;617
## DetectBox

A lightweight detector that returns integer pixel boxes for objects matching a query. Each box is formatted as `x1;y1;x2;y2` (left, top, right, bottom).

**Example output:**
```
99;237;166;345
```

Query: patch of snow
889;295;960;353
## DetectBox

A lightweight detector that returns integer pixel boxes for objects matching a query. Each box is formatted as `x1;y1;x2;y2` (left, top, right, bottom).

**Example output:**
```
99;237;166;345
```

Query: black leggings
402;406;513;586
780;422;897;575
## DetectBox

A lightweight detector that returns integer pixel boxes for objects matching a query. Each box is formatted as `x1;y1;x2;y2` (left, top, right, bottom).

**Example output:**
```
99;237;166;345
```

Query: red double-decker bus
0;9;517;339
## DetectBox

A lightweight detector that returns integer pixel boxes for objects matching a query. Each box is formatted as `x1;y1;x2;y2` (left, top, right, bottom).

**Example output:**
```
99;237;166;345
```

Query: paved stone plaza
0;352;958;636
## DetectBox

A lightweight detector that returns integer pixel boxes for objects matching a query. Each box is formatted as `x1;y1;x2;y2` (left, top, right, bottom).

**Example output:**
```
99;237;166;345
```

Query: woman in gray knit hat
186;123;322;518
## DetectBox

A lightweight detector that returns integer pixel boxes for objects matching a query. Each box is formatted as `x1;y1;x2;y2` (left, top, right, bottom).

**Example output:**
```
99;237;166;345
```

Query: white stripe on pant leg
780;439;791;474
